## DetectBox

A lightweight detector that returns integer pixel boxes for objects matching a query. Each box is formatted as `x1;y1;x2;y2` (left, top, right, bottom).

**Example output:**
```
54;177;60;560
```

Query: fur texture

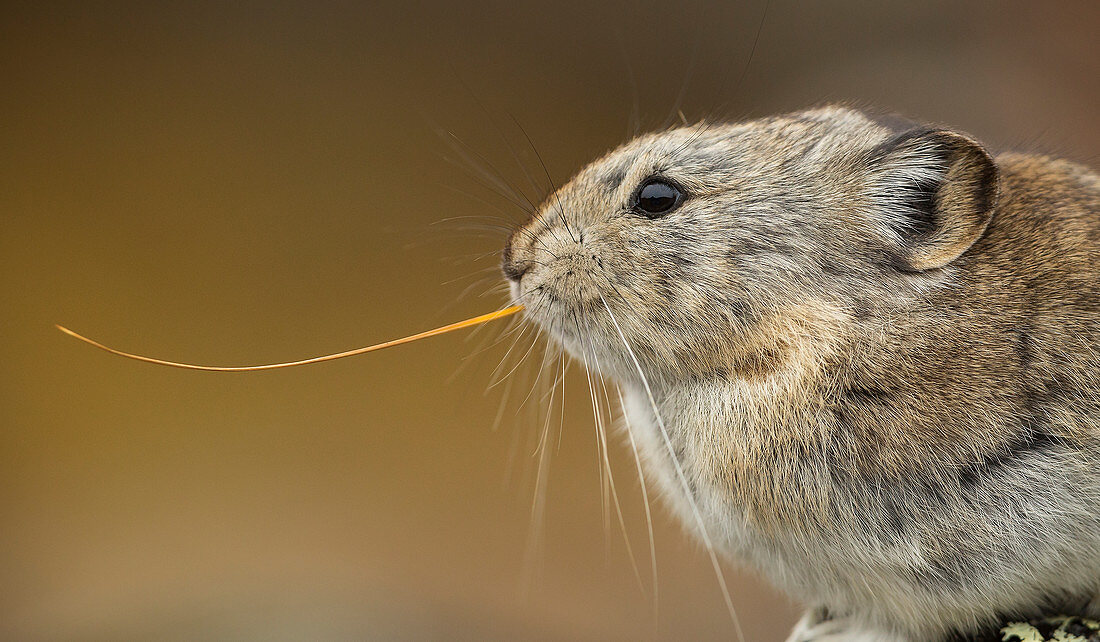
502;106;1100;641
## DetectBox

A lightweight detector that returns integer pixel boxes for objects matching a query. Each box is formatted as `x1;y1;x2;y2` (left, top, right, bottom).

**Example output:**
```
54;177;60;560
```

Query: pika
501;105;1100;641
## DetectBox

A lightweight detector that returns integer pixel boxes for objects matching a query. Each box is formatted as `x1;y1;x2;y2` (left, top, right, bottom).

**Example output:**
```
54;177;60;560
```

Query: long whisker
443;299;529;384
724;0;770;104
437;148;535;217
616;384;660;625
507;113;579;244
612;27;642;138
517;317;561;410
488;322;542;389
663;1;705;129
490;324;547;392
451;70;554;217
433;179;558;256
522;350;560;596
446;311;528;384
533;345;562;459
584;330;646;594
503;320;560;491
439;128;538;214
491;372;516;434
575;313;611;541
557;351;568;451
447;66;558;237
598;293;745;642
446;270;504;299
658;0;770;166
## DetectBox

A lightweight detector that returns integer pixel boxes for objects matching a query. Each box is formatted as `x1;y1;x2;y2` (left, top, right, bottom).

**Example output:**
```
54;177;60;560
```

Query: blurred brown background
3;1;1098;640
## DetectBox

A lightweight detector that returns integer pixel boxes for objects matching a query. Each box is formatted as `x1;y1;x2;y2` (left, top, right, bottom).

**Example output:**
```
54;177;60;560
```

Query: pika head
502;106;996;384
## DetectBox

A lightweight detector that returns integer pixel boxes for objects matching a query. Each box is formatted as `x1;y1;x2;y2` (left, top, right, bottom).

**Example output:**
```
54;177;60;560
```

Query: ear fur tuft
869;128;1000;271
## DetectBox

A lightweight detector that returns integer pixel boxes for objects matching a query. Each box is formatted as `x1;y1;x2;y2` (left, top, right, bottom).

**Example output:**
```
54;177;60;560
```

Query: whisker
437;148;535;217
663;1;705;130
612;27;642;138
504;329;556;490
445;270;500;297
430;182;561;260
575;314;611;542
490;372;515;434
533;347;562;459
657;0;770;165
446;310;522;385
724;0;770;105
432;213;514;229
585;329;646;595
439;128;538;213
486;319;539;388
489;326;544;390
616;384;660;625
522;350;561;597
507;113;579;244
472;291;549;389
598;293;746;642
446;300;534;383
499;373;524;489
449;66;551;212
557;351;568;452
517;318;562;411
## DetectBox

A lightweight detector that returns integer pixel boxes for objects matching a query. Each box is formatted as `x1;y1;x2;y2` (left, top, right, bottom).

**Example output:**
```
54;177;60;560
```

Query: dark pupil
638;181;679;215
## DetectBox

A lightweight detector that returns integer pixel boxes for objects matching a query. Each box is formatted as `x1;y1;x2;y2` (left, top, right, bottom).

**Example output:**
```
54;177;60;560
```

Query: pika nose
501;236;533;282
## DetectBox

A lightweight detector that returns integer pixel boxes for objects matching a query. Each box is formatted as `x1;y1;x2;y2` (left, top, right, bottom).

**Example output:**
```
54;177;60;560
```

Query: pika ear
868;128;1000;271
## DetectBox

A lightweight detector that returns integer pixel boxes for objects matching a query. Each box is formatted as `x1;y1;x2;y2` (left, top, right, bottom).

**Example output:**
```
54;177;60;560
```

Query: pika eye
634;179;683;217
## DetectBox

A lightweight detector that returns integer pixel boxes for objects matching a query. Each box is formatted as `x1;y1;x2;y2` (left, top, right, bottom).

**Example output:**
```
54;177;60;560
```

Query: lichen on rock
962;616;1100;642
